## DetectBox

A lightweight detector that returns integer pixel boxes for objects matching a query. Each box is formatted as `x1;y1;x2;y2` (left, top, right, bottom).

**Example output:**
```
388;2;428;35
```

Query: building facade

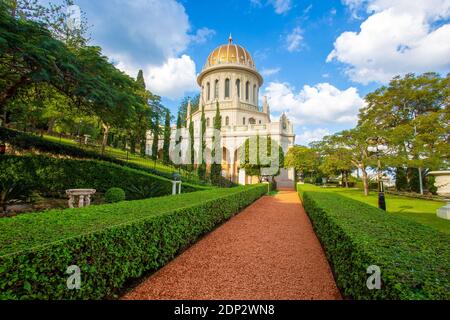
146;37;296;187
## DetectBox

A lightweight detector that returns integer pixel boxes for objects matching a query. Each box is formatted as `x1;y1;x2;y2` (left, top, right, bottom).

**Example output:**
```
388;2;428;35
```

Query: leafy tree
188;114;194;170
284;146;321;181
4;0;90;48
240;135;284;182
324;126;375;196
0;6;80;117
197;105;207;180
360;72;449;171
318;145;353;187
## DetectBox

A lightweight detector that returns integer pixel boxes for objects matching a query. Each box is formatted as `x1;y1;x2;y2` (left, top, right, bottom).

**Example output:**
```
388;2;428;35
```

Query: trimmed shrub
0;185;267;299
297;184;450;300
0;155;202;201
105;188;126;203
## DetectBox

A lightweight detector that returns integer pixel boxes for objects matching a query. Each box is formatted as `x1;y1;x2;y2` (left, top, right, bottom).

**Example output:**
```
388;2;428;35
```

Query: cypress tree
136;69;146;89
197;105;207;180
189;114;195;170
151;116;159;161
174;112;182;168
162;110;171;164
210;102;222;185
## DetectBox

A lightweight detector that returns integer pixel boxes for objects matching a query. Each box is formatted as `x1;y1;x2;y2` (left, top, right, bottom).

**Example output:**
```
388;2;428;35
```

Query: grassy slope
43;135;179;175
0;186;253;256
298;184;449;234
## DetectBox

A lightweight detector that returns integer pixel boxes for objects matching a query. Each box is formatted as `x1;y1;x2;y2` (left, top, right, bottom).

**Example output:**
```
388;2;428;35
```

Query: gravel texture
122;190;341;300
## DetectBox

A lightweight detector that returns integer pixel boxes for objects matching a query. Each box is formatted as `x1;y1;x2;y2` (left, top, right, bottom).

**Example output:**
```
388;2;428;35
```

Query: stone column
229;150;235;182
239;168;246;185
172;181;177;195
85;195;91;207
68;195;75;209
78;195;84;208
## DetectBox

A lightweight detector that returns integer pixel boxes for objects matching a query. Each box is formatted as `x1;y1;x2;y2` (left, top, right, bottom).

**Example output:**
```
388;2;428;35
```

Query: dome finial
228;33;233;44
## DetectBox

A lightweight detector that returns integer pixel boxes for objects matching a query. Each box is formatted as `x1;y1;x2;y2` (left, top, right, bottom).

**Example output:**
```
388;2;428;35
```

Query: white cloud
263;82;365;126
271;0;292;14
296;128;331;145
285;27;304;52
89;0;191;65
147;55;198;100
342;0;366;19
190;27;216;44
329;0;450;84
251;0;292;14
261;67;281;76
110;53;198;100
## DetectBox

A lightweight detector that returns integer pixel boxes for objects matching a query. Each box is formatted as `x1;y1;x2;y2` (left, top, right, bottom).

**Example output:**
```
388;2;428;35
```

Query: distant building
147;36;295;187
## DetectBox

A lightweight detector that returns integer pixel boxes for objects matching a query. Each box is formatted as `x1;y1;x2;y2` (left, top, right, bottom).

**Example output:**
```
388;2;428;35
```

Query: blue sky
51;0;450;145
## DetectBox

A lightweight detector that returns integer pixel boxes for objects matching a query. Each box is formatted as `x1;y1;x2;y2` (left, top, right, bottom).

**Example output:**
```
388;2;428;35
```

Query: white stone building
146;37;295;187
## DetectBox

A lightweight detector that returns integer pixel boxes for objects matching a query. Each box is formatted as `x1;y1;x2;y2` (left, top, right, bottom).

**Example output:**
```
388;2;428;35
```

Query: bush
297;184;450;300
0;155;202;201
0;185;267;299
426;175;438;195
105;188;126;203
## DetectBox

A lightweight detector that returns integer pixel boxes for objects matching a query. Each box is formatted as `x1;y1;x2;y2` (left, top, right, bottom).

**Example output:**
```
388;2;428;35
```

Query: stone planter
428;171;450;197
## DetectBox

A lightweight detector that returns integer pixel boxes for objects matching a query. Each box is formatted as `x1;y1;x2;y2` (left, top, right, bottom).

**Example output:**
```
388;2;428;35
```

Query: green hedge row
0;127;202;184
297;184;450;300
0;185;267;299
0;155;202;200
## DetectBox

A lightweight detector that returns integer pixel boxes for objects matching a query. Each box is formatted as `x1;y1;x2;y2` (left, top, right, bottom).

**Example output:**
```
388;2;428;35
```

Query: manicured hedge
0;155;203;200
0;127;203;184
0;185;267;299
297;184;450;300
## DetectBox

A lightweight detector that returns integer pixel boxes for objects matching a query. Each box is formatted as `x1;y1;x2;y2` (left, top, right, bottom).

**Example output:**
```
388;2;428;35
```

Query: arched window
225;79;230;98
253;85;257;104
243;117;246;125
206;118;210;127
236;79;241;98
225;116;229;126
249;117;256;125
206;82;210;101
214;80;219;99
245;81;250;100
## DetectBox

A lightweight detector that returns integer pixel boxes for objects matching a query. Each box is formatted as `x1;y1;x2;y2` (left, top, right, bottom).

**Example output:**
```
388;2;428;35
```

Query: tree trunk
361;166;369;196
101;123;110;155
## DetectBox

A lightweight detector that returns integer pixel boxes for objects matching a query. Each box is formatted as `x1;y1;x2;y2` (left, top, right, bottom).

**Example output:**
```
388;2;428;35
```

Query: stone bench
66;189;96;208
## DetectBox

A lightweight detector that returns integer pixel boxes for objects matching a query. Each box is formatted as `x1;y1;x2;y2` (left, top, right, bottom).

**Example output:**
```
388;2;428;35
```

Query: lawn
298;184;449;234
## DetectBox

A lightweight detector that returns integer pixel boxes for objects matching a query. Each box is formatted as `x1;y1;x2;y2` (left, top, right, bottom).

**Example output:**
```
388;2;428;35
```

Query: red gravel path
122;190;341;300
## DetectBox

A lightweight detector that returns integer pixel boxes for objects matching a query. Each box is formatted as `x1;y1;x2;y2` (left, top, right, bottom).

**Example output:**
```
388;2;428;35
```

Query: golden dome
204;36;256;70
